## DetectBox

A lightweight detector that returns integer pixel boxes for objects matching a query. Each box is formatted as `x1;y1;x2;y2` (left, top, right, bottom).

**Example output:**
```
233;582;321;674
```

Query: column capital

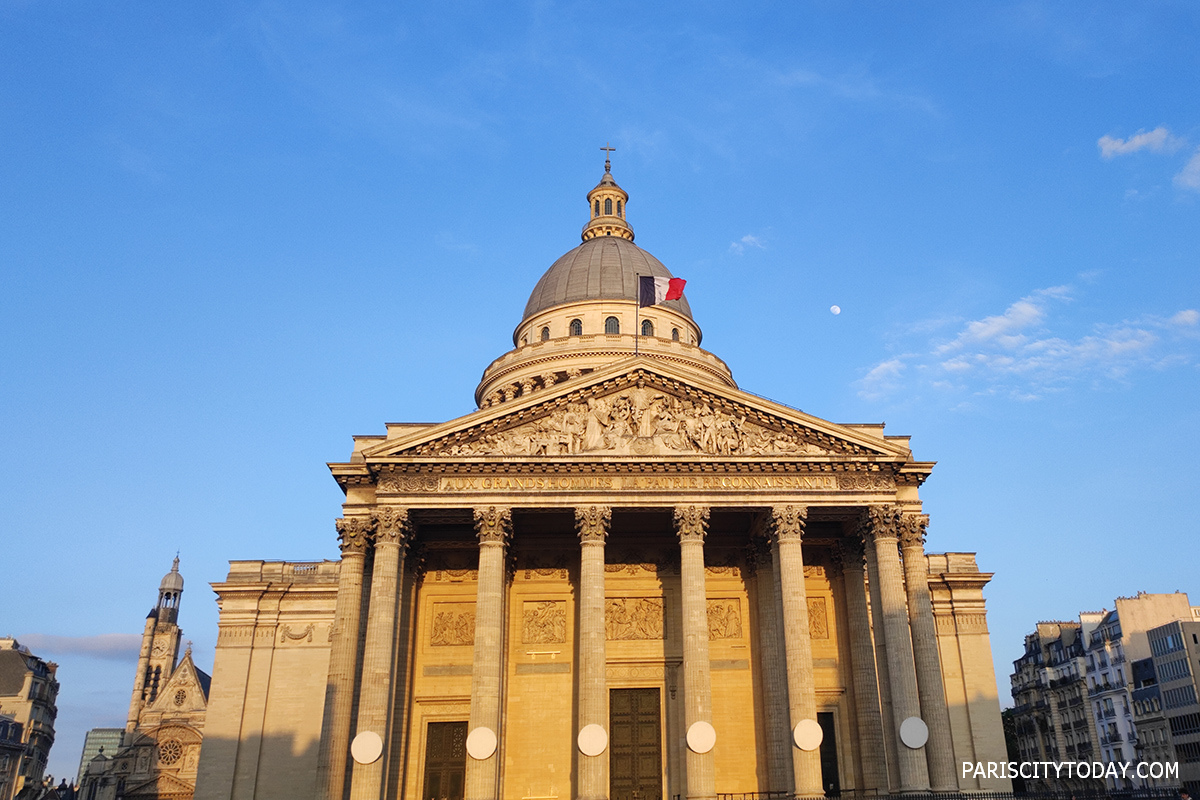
674;505;710;543
473;506;512;544
860;503;902;543
575;505;611;544
898;512;930;550
372;506;412;546
834;536;865;570
771;504;807;543
335;515;374;554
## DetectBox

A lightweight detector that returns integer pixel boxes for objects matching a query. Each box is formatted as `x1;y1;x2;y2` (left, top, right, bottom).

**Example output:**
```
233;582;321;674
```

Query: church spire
582;144;634;242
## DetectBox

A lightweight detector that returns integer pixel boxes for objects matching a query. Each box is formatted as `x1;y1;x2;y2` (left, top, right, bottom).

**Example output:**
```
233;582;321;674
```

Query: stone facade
194;162;1010;800
0;637;58;800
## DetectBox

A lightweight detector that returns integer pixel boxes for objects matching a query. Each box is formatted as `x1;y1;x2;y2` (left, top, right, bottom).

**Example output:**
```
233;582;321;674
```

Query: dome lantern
582;145;634;242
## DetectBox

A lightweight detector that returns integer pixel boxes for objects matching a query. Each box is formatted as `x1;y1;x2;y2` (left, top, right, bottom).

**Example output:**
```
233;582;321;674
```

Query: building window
594;199;600;217
569;319;582;336
605;316;620;334
617;200;623;217
641;319;653;336
540;326;550;341
671;327;679;341
604;198;613;215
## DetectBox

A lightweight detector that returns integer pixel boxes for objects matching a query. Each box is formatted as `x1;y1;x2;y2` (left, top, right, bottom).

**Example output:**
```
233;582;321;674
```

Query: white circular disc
830;305;841;315
899;716;929;749
577;724;608;757
686;721;716;754
350;731;383;765
792;719;823;751
466;726;497;760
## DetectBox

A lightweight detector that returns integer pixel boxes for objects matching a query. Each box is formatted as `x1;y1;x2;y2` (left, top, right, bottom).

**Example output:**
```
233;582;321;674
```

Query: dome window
604;198;612;215
671;327;680;341
594;199;600;217
570;319;583;336
641;319;653;336
617;200;623;217
605;316;620;334
540;326;550;341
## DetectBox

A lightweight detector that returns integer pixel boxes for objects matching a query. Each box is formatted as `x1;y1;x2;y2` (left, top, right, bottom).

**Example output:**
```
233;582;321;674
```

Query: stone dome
521;236;693;322
159;556;184;593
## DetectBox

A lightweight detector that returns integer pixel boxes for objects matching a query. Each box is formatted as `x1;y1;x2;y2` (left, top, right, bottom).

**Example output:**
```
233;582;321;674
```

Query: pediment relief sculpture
421;386;840;458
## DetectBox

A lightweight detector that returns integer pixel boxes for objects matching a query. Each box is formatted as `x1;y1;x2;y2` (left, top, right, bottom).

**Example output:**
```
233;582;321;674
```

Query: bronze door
422;721;467;800
610;688;663;800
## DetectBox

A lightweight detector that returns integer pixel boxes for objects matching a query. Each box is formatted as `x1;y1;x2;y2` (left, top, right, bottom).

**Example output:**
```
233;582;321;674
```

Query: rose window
174;689;187;706
158;738;183;765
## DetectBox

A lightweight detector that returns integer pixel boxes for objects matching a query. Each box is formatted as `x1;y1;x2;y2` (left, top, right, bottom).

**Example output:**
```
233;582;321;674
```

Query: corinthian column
316;516;373;800
864;505;930;792
750;518;792;793
835;537;889;794
772;505;823;798
576;506;611;800
899;514;958;791
349;507;411;800
465;507;512;800
675;505;715;800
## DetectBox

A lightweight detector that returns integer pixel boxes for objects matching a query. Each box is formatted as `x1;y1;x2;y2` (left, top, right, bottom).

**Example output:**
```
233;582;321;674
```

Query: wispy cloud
1174;148;1200;192
728;234;765;255
18;633;143;661
1097;127;1183;159
857;284;1200;402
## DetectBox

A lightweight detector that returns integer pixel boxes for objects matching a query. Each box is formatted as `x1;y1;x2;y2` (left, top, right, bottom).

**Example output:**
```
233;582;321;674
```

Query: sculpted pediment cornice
357;362;914;463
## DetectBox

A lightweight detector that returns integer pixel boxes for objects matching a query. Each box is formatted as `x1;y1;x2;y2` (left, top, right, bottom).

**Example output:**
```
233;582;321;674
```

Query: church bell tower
124;557;185;739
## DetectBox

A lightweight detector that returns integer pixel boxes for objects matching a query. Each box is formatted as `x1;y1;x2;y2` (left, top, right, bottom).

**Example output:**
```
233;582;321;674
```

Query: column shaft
899;514;958;791
577;506;611;800
349;508;410;800
836;539;889;794
772;506;822;798
676;506;715;800
866;506;930;792
465;507;511;800
316;517;372;800
862;521;900;791
751;525;792;793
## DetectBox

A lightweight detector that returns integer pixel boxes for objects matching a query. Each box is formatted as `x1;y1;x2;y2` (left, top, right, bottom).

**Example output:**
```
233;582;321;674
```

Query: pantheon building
194;161;1009;800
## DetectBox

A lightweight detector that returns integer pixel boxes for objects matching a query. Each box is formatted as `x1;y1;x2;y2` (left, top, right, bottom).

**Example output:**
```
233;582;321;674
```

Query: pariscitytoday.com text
963;761;1180;781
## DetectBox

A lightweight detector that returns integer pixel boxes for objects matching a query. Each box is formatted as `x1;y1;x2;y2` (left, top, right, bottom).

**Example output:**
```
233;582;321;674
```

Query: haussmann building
194;161;1010;800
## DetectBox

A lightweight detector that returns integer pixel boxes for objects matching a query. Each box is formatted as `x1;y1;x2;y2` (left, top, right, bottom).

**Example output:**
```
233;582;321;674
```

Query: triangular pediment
358;360;913;462
146;652;208;714
123;770;196;798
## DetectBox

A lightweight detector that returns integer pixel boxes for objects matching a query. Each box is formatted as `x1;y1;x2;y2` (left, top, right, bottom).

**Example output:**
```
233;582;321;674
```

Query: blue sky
3;1;1198;782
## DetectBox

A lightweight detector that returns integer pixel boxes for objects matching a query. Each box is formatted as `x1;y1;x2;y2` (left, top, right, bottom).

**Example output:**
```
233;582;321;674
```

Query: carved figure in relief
430;610;475;646
429;387;837;458
707;600;743;639
808;597;829;639
605;598;664;640
522;601;567;643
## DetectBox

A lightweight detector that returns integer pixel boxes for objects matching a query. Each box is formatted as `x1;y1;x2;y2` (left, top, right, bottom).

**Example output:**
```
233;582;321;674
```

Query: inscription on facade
605;598;665;640
432;473;890;492
522;601;567;644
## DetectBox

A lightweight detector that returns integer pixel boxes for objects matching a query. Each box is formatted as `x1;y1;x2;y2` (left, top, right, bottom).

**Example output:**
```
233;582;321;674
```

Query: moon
830;305;841;315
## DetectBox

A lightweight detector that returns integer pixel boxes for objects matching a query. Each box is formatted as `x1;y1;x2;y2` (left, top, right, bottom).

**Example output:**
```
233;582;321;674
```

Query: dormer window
605;316;620;334
641;319;653;336
540;326;550;341
570;319;583;336
604;198;612;215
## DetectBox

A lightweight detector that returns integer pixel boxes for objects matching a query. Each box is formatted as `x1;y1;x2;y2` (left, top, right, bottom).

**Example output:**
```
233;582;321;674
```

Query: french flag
639;275;687;307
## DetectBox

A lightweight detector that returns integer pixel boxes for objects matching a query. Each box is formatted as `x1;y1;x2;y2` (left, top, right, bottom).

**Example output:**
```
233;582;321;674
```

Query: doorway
422;721;467;800
610;688;663;800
